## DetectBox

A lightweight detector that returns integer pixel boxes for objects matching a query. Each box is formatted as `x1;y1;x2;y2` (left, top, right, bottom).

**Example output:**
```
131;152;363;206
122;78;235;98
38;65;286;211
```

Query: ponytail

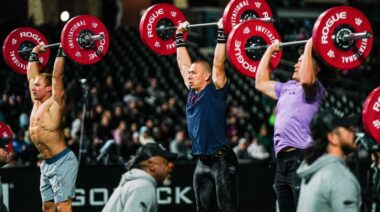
304;137;328;165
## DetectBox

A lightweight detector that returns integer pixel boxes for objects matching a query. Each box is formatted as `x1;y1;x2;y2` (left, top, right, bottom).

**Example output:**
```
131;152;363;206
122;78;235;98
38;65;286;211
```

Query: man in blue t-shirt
175;19;238;212
255;39;326;212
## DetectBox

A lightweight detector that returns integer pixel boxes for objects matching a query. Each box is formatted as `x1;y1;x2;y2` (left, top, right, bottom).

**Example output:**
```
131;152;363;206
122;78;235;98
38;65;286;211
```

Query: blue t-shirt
186;82;229;155
274;80;325;155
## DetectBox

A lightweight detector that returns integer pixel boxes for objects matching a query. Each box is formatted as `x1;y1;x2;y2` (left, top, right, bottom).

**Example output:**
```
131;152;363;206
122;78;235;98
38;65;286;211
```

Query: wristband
57;47;67;57
217;28;226;44
176;33;186;48
28;52;39;62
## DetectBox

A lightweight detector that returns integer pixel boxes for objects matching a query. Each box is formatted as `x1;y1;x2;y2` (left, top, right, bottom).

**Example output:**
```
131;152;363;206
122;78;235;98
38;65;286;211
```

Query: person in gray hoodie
102;143;177;212
297;109;361;212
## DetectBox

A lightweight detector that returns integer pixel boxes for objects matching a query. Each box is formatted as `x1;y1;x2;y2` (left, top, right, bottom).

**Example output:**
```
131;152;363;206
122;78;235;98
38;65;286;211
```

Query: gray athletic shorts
40;148;78;203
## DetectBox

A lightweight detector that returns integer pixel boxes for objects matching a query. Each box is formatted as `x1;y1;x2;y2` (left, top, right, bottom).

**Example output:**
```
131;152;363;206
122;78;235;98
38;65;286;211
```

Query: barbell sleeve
342;31;372;42
79;34;105;43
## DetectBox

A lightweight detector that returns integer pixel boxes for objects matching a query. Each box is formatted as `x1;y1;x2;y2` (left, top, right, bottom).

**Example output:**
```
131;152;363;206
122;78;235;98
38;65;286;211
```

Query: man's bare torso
29;96;66;159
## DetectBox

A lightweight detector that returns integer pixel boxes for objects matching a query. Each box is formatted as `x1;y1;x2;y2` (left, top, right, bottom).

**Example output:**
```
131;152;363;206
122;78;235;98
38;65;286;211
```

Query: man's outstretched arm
300;39;319;98
255;41;279;100
176;21;191;90
27;43;44;103
212;18;227;89
51;47;66;107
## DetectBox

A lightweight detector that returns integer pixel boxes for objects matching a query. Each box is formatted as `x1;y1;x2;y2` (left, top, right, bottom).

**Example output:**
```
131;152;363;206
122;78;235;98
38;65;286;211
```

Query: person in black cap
0;138;12;212
0;137;12;167
102;143;177;212
0;123;13;212
296;109;361;212
0;140;10;212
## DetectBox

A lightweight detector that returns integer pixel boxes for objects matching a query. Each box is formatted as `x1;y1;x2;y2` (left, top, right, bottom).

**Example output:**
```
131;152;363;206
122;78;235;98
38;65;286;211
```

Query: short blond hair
193;60;211;74
39;73;52;86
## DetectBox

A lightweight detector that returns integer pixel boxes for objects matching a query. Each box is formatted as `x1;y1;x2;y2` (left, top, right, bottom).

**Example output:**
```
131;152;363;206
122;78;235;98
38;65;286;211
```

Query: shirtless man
27;43;78;212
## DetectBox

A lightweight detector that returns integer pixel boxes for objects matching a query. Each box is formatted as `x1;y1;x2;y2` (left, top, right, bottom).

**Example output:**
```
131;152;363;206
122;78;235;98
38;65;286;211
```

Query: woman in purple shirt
255;39;326;212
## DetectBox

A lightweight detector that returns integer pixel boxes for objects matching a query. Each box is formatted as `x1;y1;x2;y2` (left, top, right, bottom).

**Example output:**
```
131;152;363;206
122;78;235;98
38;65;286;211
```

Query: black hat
0;122;13;149
310;109;359;140
127;143;177;169
0;137;12;148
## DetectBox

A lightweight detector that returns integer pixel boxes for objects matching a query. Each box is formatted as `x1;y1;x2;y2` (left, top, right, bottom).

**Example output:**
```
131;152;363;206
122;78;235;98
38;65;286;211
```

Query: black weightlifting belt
198;145;231;161
277;147;305;159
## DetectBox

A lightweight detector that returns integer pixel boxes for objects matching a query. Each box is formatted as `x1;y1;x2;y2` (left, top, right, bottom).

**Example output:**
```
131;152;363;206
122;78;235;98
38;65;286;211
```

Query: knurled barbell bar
226;6;374;78
2;15;110;75
139;0;274;55
245;31;372;51
17;34;105;54
156;17;274;32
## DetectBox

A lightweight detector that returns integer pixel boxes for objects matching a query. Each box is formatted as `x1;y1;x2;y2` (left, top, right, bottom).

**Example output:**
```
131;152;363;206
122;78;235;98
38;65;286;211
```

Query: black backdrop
1;162;276;212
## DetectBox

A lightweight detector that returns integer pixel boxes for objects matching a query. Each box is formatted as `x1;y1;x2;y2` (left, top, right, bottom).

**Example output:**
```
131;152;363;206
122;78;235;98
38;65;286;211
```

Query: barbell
245;32;371;51
139;0;274;55
17;34;105;54
155;17;273;32
2;15;110;75
226;6;374;77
